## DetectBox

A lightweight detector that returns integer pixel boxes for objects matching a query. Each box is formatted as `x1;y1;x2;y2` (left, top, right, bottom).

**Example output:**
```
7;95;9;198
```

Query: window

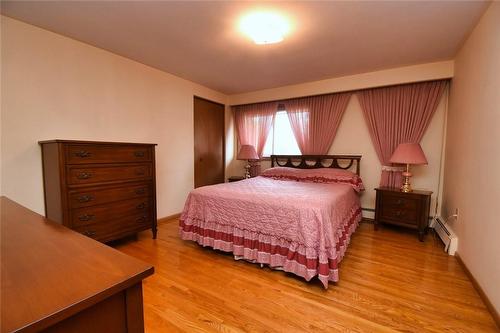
262;111;301;157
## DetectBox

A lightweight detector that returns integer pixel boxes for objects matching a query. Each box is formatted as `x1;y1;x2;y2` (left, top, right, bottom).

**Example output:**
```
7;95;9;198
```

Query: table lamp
237;145;259;178
389;143;428;193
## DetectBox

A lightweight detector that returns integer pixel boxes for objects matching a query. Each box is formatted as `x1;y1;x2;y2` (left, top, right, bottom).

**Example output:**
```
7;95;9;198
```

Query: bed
179;154;363;288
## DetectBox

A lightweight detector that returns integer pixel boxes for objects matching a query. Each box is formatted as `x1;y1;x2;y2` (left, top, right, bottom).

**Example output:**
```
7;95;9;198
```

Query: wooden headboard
270;155;362;176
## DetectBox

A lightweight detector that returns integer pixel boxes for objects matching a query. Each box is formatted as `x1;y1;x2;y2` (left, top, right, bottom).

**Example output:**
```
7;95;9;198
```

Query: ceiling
1;1;489;94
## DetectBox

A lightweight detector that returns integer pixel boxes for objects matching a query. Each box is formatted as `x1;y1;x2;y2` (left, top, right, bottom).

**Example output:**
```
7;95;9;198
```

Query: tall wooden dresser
39;140;157;242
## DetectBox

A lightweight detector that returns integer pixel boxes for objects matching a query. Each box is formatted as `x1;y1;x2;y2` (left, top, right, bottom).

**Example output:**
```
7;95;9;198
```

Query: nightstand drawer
381;193;417;211
380;205;417;224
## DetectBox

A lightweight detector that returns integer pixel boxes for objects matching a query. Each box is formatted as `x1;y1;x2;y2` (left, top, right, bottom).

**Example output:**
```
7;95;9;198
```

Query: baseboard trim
455;252;499;328
157;213;181;224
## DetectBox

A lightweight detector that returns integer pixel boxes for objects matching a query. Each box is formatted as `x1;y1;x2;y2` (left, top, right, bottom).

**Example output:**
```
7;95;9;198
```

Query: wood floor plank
114;220;499;333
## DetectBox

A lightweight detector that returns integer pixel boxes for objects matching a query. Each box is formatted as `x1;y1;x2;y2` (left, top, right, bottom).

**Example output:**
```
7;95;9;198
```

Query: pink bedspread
179;176;362;288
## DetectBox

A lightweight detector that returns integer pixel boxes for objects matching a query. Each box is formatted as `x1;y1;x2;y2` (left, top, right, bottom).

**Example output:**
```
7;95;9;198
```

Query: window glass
262;111;301;157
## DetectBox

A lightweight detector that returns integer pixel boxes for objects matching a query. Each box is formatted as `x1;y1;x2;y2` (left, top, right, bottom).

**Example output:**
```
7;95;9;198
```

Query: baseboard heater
431;217;458;255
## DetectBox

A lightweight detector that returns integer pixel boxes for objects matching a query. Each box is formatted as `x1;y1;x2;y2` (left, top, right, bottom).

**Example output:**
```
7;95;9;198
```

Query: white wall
0;16;227;218
227;65;451;216
229;61;454;105
442;3;500;313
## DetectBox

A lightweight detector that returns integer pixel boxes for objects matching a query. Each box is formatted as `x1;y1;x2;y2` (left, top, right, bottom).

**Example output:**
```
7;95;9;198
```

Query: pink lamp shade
237;145;259;160
390;143;428;165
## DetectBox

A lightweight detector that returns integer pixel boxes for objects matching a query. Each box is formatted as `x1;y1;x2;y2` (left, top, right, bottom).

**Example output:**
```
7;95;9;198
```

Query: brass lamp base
400;164;412;192
401;179;412;192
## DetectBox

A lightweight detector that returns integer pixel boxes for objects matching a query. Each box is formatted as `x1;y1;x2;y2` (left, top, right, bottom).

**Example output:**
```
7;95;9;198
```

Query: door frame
193;95;226;187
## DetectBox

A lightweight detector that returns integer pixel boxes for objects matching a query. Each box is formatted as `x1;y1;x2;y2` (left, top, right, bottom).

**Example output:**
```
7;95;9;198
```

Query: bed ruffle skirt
179;205;361;288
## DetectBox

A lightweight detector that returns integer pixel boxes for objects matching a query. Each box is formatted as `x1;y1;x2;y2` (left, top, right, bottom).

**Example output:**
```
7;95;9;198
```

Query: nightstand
228;176;245;182
374;187;432;241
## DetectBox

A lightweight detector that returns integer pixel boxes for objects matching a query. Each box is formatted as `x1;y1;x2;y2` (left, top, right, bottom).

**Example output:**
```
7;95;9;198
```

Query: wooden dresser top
0;197;154;333
375;187;433;196
38;139;157;146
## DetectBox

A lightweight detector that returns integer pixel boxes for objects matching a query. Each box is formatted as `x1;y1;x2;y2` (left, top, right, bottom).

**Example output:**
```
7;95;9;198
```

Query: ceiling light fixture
239;11;290;45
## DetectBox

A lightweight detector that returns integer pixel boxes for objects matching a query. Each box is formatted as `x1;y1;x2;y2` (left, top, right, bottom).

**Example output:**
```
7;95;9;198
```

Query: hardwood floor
114;220;499;333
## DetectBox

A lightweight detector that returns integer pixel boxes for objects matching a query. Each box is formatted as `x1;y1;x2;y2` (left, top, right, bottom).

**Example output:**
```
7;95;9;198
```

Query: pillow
261;167;365;192
260;167;298;179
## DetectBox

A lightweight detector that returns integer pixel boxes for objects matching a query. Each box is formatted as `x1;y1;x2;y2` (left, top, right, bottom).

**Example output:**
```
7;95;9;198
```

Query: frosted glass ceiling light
240;12;290;45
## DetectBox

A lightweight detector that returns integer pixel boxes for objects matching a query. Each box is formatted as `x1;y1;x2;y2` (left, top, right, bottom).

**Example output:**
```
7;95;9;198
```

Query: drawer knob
395;211;405;217
78;214;95;222
396;199;403;205
135;188;146;195
136;216;147;223
76;172;92;180
135;169;146;176
136;202;146;210
75;150;92;158
82;230;96;237
134;151;145;158
77;195;93;203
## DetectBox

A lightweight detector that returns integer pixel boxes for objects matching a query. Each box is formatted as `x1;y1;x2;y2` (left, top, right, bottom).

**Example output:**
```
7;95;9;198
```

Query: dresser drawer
74;213;152;242
67;163;152;185
70;197;151;227
68;183;152;209
65;144;152;164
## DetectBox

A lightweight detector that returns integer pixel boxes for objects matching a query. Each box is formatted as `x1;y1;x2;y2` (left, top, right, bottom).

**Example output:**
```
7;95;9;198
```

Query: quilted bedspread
179;176;362;288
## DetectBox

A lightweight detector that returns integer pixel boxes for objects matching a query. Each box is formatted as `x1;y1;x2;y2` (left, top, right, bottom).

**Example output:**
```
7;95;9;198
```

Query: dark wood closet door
193;97;225;188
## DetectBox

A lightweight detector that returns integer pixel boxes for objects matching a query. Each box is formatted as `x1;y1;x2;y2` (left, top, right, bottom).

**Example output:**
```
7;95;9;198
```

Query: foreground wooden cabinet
1;197;154;333
39;140;157;242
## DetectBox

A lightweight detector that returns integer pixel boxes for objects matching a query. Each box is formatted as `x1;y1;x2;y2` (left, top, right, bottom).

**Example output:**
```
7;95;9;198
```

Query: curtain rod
230;78;451;108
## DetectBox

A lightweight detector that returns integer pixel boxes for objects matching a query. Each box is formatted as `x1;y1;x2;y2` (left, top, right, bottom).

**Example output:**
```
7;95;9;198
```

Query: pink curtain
357;80;447;187
233;101;278;157
284;92;351;154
